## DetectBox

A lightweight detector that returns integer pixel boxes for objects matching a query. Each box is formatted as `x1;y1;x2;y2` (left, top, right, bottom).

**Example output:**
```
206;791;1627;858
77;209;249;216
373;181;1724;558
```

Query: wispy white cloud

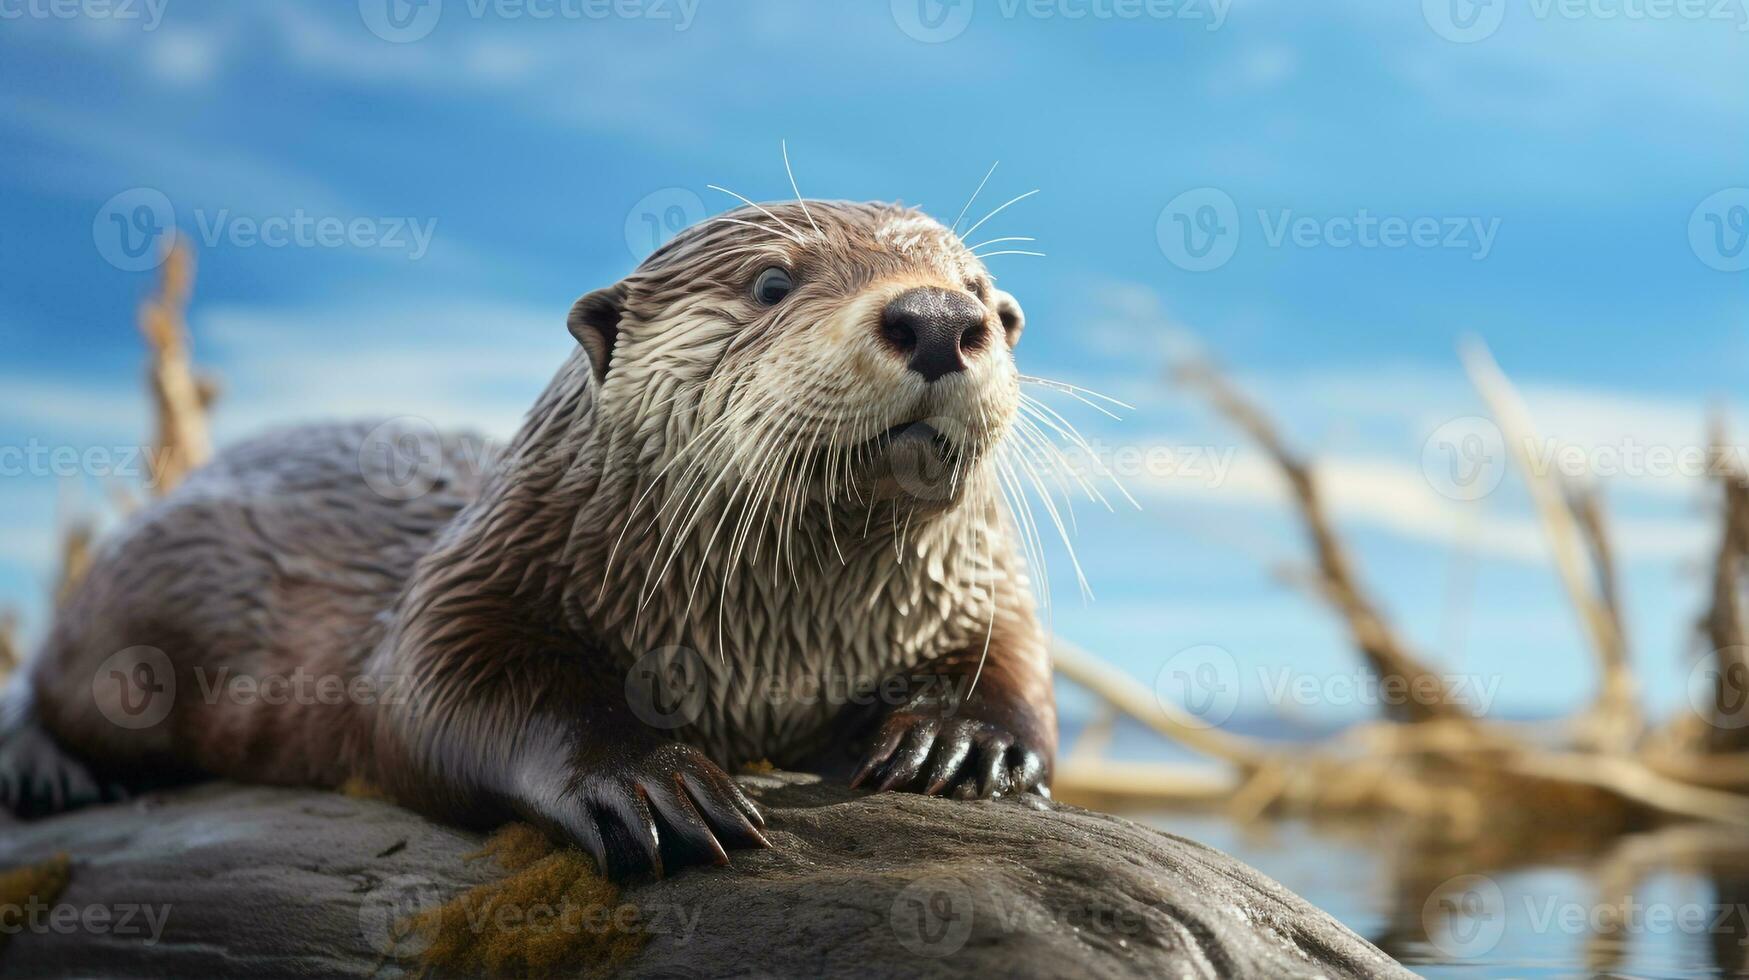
195;299;575;440
1063;283;1728;568
1141;447;1713;564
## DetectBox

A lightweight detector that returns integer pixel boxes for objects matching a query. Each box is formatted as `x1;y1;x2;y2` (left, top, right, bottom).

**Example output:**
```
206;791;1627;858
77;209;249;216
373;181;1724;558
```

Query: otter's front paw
850;713;1049;800
539;743;769;880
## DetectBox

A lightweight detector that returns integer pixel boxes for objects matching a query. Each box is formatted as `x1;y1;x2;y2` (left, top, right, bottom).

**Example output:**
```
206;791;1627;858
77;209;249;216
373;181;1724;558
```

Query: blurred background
1;1;1745;975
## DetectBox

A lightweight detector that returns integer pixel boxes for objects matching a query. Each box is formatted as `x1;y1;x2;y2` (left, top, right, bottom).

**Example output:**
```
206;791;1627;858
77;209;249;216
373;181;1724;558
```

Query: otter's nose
879;287;988;383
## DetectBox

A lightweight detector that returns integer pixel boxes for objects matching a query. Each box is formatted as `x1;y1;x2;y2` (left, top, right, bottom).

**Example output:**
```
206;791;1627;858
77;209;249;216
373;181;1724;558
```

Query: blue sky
0;1;1744;729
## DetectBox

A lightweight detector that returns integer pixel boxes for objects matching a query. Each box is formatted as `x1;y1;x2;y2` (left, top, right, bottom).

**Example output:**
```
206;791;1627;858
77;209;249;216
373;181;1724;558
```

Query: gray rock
0;773;1412;978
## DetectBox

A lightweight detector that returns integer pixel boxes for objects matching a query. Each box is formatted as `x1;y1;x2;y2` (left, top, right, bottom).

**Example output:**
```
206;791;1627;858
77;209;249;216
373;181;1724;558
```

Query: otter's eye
752;267;794;306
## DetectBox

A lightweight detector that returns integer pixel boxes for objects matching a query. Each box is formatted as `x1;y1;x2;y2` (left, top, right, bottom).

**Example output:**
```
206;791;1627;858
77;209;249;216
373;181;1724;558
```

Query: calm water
1073;717;1749;978
1135;811;1749;978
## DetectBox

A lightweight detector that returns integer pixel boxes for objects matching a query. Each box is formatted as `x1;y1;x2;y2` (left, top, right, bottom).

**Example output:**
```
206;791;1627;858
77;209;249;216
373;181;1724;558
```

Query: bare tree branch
138;236;214;496
1700;413;1749;751
1172;359;1470;724
0;608;18;677
1461;340;1640;749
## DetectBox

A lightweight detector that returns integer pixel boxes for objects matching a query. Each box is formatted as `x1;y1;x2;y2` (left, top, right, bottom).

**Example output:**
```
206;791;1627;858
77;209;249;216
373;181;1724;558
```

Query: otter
0;199;1057;878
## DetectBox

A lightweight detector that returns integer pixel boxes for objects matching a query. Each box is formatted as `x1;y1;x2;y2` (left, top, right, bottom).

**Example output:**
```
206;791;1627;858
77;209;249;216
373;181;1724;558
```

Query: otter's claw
851;713;1047;800
544;743;768;880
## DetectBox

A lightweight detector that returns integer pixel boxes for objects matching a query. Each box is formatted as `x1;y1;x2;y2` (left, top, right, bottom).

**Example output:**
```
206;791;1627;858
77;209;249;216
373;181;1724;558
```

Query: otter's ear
993;289;1025;349
568;284;627;380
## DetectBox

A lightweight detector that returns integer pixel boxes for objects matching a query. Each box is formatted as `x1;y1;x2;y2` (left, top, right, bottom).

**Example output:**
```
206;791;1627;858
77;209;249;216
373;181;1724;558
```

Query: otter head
569;200;1027;523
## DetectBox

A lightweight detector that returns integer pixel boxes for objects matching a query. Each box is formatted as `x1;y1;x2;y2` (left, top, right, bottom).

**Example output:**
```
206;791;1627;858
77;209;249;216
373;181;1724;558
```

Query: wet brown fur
1;201;1056;874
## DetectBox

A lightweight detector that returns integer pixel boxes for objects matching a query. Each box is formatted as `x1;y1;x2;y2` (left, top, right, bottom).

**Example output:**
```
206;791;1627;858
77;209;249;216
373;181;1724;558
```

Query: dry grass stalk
138;235;216;496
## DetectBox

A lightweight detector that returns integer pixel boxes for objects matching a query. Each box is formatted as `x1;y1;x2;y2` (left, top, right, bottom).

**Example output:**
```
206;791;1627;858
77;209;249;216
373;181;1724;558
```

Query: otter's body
1;200;1059;878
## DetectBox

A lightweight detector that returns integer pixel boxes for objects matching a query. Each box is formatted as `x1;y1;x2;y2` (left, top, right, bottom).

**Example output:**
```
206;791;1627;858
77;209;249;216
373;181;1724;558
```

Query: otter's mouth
870;419;958;461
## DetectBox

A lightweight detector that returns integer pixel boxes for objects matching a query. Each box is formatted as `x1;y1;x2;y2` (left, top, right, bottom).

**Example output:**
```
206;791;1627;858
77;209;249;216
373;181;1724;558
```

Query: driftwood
1699;416;1749;752
137;236;215;496
1171;361;1470;725
0;610;17;676
1053;345;1749;841
1461;342;1640;749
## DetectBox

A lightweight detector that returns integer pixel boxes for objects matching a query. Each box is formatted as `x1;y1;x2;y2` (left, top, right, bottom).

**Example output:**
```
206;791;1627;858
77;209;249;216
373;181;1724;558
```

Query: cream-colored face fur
590;201;1024;519
551;201;1044;762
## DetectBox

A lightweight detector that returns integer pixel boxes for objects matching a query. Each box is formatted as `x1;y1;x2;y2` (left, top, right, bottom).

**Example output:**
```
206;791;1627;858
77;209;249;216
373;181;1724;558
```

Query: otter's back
32;419;493;774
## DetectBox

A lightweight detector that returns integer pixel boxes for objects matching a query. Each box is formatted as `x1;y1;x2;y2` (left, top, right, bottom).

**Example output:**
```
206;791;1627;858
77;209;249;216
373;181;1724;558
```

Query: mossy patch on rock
0;853;71;953
405;824;647;978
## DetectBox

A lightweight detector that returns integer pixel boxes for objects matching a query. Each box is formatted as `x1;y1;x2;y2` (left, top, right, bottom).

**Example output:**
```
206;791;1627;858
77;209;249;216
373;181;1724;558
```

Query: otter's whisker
683;475;758;658
1017;374;1135;412
964;235;1036;252
1013;409;1111;512
965;491;999;698
702;188;805;243
780;139;823;238
600;408;739;601
639;396;780;620
697;214;802;247
1018;446;1093;601
994;453;1052;627
1018;393;1139;510
959;188;1040;243
951;161;1000;236
1010;415;1097;522
823;421;847;565
972;250;1047;260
